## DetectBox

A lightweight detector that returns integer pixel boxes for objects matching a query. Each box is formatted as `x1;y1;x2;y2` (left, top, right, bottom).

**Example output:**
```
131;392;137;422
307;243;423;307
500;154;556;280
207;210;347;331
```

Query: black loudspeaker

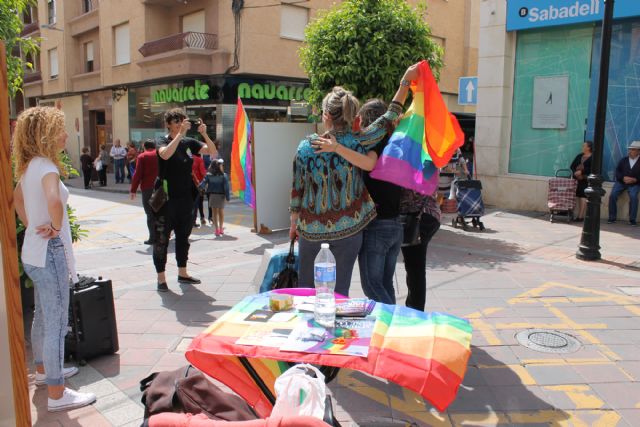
66;276;119;364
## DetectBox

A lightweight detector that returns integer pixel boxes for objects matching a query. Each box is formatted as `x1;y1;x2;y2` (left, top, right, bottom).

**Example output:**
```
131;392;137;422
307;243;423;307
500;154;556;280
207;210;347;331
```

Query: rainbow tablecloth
186;292;472;417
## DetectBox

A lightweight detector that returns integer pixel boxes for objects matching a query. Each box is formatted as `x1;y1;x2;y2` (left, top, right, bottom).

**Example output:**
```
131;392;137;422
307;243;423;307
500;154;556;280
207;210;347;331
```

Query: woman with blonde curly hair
13;106;96;412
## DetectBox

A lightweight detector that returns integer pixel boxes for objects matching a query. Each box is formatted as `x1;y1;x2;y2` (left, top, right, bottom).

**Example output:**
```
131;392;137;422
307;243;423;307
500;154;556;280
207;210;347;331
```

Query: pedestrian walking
110;139;127;184
191;152;207;228
203;159;230;237
79;147;93;189
130;139;159;245
153;109;218;292
12;106;96;412
96;144;109;186
126;141;138;183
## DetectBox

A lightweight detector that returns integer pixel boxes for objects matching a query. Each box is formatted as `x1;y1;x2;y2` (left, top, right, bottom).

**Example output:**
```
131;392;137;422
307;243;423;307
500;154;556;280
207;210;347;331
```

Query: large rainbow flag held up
370;60;465;195
186;292;472;416
230;98;255;208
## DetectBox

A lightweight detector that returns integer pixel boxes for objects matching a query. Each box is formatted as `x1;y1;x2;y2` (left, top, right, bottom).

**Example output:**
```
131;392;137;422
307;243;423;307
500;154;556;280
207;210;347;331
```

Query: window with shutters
114;23;130;65
49;48;58;79
280;5;308;41
85;42;94;72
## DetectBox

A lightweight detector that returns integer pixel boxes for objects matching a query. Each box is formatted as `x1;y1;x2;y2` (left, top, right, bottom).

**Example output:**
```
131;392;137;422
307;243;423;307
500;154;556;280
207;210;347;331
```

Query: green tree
300;0;444;107
1;0;39;97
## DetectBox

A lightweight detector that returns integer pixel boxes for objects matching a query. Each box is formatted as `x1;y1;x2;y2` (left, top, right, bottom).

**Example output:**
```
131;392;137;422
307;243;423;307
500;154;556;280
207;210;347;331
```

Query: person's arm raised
158;120;191;160
312;135;378;171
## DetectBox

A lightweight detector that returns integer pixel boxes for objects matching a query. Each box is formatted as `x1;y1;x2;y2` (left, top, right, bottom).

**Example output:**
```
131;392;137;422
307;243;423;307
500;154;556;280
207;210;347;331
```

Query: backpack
140;365;258;421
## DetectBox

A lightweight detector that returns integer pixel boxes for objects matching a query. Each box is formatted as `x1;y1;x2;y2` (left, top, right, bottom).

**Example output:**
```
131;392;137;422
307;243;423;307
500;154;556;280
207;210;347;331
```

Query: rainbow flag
370;60;464;195
186;292;472;415
230;98;254;208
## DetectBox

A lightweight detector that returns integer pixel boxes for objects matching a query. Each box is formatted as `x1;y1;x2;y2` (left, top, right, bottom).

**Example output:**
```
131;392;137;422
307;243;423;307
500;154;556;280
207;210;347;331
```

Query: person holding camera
154;109;217;292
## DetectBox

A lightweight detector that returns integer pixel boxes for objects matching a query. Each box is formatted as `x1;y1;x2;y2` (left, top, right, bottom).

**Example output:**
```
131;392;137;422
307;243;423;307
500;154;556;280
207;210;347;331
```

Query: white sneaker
48;388;96;412
35;366;79;386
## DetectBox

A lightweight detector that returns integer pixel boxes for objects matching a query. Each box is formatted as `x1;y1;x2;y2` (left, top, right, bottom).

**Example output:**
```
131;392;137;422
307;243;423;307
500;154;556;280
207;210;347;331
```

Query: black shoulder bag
271;239;298;290
149;148;168;213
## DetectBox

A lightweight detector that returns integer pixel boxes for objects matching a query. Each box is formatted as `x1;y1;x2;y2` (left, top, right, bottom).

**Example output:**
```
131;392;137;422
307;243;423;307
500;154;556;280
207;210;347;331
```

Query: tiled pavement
26;176;640;426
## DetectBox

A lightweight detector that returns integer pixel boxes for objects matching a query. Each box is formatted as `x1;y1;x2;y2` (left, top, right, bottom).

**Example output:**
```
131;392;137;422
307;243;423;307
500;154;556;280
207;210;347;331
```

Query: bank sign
506;0;640;31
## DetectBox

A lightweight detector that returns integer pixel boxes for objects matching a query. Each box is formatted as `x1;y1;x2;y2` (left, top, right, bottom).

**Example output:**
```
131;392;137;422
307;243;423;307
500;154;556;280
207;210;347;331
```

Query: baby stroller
548;169;577;223
451;177;485;231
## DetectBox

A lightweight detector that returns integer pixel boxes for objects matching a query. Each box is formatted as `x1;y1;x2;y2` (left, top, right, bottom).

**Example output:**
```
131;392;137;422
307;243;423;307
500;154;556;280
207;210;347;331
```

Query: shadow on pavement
328;346;570;426
157;285;230;327
427;228;527;270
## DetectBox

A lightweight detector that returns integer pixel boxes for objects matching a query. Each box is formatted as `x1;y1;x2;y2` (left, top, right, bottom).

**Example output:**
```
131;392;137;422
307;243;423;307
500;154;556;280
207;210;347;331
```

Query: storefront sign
507;0;640;31
532;76;569;129
152;80;210;103
237;83;311;102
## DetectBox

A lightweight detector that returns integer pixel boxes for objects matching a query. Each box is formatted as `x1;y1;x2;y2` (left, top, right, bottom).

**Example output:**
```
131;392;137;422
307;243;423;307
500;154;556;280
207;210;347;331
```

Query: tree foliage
1;0;39;97
299;0;444;107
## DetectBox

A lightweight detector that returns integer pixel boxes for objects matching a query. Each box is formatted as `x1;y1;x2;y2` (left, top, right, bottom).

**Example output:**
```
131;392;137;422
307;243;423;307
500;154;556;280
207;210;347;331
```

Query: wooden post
0;41;32;426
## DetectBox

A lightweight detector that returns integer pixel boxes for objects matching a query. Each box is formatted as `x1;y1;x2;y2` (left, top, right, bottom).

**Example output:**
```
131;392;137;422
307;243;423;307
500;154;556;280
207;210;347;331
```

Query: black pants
82;167;92;188
98;168;107;185
141;188;155;242
153;197;194;273
400;214;440;312
193;193;205;222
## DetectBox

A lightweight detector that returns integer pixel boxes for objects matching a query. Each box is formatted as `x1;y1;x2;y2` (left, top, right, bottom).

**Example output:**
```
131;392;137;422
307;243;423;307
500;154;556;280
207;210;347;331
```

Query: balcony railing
21;21;39;36
138;32;217;57
23;71;42;84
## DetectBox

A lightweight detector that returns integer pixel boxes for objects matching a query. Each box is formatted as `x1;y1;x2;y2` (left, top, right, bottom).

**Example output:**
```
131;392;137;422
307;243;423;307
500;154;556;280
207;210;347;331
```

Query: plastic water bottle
314;243;336;328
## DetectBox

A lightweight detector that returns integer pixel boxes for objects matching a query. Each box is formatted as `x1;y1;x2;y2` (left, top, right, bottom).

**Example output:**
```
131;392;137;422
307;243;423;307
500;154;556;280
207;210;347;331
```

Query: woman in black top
154;108;218;292
79;147;93;189
570;141;593;221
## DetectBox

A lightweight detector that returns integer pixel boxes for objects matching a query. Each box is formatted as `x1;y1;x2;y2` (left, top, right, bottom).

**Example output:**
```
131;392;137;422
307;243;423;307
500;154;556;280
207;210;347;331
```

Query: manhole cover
516;329;581;354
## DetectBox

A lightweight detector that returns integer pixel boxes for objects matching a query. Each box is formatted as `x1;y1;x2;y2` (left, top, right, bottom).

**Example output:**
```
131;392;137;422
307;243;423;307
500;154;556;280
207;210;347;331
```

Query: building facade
476;0;640;217
15;0;479;169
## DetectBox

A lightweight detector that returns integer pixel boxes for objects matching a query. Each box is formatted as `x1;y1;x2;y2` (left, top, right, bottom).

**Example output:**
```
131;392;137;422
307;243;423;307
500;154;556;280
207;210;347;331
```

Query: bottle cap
321;243;329;249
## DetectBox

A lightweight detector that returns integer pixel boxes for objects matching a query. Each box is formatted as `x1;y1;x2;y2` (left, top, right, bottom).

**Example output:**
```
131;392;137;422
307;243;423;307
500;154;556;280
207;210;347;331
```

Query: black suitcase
66;276;119;364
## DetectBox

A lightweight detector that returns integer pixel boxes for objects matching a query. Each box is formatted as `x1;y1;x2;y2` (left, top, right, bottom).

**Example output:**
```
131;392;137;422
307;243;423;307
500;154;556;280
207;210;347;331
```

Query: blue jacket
204;173;230;200
614;156;640;185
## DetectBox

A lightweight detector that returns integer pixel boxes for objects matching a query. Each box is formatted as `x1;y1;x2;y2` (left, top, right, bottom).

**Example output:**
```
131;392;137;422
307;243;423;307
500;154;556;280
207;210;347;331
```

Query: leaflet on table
235;325;294;348
280;316;376;357
292;296;375;317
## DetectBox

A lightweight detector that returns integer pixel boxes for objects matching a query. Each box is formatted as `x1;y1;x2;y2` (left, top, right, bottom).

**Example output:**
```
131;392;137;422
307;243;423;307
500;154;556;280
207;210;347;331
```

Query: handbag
197;178;207;197
149;178;168;213
94;159;103;171
271;240;298;290
399;212;422;247
399;196;428;247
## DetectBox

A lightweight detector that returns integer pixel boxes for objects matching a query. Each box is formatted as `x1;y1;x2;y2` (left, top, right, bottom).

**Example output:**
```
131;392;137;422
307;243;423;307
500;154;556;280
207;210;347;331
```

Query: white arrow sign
466;80;475;103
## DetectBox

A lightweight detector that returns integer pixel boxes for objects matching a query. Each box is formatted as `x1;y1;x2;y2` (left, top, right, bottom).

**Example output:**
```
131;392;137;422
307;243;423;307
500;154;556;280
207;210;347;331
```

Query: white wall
58;95;84;170
253;122;316;232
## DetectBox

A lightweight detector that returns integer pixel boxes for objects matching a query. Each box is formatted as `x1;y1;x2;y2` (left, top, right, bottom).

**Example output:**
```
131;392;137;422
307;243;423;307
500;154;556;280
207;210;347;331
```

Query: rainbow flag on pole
370;60;464;195
230;98;255;208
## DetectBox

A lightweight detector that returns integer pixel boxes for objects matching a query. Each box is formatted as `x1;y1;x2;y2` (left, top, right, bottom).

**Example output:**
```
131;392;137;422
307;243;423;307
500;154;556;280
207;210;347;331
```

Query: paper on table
236;325;293;348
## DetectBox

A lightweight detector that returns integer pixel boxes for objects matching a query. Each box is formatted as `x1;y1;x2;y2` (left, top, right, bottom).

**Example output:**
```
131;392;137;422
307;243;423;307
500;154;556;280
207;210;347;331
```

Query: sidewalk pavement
28;182;640;426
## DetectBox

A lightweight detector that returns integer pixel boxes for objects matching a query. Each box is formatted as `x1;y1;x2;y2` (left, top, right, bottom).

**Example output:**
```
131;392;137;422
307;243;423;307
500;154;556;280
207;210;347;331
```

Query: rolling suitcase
66;276;119;364
547;169;577;223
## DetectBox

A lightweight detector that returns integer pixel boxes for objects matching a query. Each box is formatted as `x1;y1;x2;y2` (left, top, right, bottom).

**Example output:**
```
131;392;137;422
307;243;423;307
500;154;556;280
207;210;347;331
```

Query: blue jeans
24;238;70;386
357;218;403;305
114;158;125;183
298;232;363;297
608;182;640;223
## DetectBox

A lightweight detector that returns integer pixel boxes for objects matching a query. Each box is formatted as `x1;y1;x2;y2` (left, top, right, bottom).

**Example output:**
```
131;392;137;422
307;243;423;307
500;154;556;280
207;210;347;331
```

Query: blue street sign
506;0;640;32
458;77;478;105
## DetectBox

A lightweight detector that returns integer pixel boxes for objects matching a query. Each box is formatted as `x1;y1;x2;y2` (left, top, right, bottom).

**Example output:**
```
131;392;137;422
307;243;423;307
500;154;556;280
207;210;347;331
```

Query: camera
188;119;201;127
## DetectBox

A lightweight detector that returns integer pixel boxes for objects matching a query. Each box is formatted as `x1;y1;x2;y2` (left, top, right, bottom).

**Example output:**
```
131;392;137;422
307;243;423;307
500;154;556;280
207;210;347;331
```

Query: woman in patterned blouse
289;63;420;296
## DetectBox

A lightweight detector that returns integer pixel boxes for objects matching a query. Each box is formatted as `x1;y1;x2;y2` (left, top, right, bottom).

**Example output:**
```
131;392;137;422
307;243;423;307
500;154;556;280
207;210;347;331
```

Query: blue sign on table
458;77;478;106
506;0;640;32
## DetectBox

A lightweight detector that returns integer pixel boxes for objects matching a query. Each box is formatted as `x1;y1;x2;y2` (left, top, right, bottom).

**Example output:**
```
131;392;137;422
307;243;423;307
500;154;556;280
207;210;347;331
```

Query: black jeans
153;197;194;274
98;168;107;185
82;167;92;188
141;188;155;242
400;214;440;311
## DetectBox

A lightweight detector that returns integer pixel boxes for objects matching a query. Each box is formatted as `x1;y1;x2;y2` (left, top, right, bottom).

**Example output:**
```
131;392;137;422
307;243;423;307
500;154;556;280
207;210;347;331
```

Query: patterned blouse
290;102;403;241
399;187;442;224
